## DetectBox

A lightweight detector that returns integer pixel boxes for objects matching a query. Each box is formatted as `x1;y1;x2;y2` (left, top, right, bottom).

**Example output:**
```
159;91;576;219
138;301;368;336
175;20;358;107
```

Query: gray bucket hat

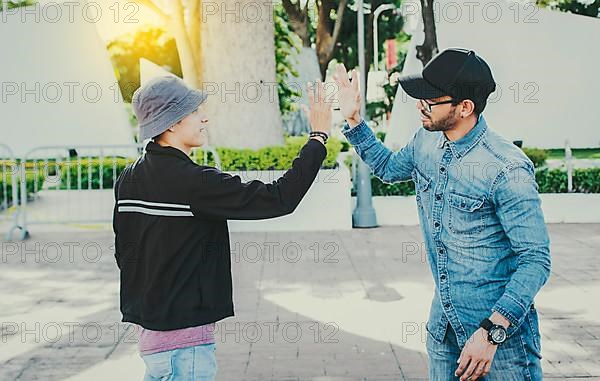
132;76;208;141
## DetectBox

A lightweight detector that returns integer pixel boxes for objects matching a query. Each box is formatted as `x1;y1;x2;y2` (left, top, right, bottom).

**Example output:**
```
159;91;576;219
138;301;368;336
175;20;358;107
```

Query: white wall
228;168;353;232
0;1;134;158
388;0;600;150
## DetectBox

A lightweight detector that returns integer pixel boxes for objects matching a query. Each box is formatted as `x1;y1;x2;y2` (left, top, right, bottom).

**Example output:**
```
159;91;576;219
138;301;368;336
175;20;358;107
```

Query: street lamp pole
373;4;399;72
352;0;378;228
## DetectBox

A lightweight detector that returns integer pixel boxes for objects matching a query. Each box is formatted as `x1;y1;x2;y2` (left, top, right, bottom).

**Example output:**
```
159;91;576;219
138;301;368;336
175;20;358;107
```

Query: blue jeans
426;323;542;381
141;343;217;381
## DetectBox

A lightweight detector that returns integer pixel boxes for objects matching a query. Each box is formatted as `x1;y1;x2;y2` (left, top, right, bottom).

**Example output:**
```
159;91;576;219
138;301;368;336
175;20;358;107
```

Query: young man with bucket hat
112;76;332;380
334;48;551;381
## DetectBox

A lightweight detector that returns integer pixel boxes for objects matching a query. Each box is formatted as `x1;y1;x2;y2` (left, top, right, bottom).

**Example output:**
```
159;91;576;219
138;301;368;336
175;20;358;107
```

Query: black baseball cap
399;48;496;103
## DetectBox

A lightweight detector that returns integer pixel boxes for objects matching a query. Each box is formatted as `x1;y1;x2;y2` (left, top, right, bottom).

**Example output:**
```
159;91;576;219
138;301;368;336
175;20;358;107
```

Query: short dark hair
152;131;165;142
451;98;486;117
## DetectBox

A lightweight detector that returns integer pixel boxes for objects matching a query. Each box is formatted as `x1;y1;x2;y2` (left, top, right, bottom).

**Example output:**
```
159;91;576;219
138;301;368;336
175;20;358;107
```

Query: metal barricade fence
0;144;20;240
5;143;220;240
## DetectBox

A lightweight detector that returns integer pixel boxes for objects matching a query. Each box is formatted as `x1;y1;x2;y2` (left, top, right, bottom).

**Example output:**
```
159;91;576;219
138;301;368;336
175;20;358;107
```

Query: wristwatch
479;318;507;345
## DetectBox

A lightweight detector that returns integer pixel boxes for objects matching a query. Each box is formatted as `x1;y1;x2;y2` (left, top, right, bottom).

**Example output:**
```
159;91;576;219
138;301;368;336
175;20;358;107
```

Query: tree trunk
281;0;311;47
316;1;333;78
133;0;200;86
416;0;438;66
200;0;284;148
283;0;346;79
186;0;201;80
169;0;199;87
316;0;347;79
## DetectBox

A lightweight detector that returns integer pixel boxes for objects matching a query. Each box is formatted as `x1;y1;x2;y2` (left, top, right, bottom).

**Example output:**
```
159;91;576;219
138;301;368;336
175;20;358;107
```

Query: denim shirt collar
436;115;488;159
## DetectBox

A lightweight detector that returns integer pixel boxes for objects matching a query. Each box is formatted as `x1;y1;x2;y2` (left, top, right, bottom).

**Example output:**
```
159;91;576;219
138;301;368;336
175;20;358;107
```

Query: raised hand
303;80;332;137
332;63;362;127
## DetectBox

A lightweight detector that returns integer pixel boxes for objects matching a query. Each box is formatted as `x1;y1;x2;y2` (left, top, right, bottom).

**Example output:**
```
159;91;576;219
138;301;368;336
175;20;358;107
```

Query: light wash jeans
141;343;217;381
427;323;543;380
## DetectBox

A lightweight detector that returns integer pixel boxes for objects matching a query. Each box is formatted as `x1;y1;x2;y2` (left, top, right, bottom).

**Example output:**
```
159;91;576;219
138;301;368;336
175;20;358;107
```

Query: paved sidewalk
1;224;599;380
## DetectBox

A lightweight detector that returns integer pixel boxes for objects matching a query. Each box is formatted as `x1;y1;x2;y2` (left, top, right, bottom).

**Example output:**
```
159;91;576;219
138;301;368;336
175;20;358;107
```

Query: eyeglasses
420;98;455;114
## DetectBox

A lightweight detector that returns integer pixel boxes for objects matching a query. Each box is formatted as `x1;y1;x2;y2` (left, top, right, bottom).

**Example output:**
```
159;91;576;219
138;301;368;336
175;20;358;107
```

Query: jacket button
440;274;446;281
440;167;446;173
438;249;444;254
434;222;440;228
436;195;441;201
444;303;450;309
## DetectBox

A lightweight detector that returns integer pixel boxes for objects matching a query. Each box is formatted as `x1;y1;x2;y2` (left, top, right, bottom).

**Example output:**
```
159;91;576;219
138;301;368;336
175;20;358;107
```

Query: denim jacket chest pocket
447;191;490;236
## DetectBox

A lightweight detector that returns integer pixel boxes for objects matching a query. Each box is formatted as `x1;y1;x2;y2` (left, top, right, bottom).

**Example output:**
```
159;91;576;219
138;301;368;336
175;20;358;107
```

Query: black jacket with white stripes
113;139;327;331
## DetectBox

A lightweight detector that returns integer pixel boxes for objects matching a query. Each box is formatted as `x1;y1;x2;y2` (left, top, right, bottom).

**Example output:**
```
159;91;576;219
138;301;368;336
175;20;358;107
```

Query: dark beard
422;109;458;132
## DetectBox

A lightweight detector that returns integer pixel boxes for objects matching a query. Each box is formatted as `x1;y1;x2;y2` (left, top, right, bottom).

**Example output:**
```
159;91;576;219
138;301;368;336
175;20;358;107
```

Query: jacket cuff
342;120;374;147
306;137;327;157
492;293;528;333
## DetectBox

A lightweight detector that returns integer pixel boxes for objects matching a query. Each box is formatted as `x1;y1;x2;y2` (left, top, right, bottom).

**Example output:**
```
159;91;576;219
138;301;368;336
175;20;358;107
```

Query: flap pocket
448;191;487;236
448;192;484;212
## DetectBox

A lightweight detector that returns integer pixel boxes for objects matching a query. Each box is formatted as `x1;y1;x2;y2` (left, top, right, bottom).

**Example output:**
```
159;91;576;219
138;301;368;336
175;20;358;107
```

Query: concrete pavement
1;224;599;380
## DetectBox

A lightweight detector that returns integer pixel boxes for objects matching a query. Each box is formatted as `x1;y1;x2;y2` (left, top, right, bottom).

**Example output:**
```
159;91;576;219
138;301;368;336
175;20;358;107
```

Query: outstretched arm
333;63;415;182
190;80;333;220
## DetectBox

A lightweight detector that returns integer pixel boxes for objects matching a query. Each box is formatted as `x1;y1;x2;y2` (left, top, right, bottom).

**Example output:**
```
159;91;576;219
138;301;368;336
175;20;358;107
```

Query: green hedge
55;137;342;190
59;158;133;190
196;136;342;171
367;177;415;197
0;172;45;207
522;148;549;168
536;168;600;193
341;141;350;152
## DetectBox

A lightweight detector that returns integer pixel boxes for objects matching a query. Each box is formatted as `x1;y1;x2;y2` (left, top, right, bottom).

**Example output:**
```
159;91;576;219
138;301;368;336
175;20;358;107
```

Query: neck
156;139;192;156
444;115;478;142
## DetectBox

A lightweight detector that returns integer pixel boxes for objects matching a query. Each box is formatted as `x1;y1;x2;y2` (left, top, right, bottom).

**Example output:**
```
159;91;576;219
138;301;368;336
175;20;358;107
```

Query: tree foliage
282;0;406;78
107;27;182;103
0;0;36;11
274;5;302;117
537;0;600;17
332;0;405;72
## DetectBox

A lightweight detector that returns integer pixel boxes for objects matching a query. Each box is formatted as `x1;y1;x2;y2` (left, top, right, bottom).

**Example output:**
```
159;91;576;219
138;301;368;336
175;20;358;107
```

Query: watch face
490;327;507;343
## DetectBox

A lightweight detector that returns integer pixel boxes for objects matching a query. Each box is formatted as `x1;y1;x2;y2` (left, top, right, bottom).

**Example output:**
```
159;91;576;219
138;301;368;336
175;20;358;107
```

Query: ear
461;99;476;118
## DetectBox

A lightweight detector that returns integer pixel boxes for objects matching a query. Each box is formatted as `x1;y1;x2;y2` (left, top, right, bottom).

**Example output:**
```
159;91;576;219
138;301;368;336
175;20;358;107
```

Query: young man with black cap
334;48;551;381
113;76;332;380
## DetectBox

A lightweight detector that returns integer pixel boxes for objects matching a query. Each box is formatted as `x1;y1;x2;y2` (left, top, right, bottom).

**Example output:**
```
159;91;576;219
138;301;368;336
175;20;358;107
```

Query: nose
416;100;431;116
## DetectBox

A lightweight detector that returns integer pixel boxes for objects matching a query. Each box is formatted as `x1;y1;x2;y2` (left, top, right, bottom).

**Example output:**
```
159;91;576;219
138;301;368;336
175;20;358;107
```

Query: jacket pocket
448;191;486;235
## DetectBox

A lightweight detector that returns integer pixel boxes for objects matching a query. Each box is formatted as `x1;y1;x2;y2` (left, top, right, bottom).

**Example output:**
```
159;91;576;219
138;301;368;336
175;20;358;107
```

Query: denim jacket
342;116;551;347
